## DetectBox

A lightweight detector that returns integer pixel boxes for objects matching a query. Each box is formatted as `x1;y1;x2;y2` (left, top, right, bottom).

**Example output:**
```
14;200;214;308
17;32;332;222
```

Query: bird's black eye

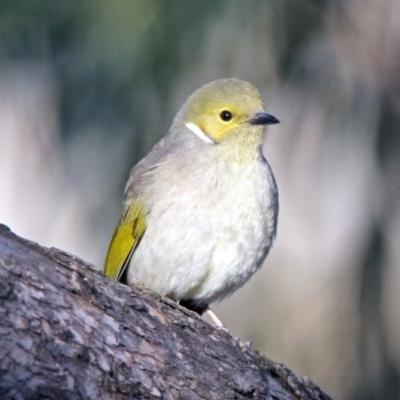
219;110;233;122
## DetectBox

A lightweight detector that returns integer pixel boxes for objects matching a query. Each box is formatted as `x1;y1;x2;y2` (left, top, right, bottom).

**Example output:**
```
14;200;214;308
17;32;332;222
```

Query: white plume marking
185;122;214;144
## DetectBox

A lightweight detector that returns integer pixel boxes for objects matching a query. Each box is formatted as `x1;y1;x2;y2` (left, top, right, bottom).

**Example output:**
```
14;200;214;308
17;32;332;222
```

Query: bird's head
177;78;279;144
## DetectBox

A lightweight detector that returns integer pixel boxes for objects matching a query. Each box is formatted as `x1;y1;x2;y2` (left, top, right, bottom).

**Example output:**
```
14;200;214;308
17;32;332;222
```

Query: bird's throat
219;129;264;164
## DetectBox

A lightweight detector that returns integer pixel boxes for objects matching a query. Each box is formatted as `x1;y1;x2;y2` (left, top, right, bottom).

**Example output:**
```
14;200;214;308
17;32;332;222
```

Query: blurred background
1;1;399;398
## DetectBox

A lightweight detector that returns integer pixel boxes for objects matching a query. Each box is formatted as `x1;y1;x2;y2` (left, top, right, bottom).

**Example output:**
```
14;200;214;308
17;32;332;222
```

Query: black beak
249;112;280;126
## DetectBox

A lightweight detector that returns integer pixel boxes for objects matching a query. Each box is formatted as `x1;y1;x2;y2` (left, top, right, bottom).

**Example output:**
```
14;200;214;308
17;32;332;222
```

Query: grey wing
124;134;175;202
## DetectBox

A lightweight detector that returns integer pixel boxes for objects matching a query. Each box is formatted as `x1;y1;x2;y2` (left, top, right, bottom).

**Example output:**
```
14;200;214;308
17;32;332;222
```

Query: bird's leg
205;308;225;329
179;299;226;328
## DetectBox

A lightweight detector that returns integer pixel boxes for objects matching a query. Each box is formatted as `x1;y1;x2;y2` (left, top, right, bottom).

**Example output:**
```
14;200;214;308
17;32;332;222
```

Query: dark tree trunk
0;224;332;400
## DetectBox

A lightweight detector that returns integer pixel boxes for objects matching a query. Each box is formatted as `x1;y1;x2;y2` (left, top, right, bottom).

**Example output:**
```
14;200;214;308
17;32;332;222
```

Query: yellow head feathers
177;78;279;143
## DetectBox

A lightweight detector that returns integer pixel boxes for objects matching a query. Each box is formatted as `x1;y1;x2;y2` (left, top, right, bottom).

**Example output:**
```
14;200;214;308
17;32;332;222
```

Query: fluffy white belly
127;157;278;306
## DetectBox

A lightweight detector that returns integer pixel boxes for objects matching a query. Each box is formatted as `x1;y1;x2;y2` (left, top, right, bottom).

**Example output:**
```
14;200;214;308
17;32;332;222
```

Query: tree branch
0;224;332;400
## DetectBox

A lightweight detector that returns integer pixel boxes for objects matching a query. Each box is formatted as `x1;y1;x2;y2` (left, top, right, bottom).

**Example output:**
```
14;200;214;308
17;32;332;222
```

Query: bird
104;78;279;326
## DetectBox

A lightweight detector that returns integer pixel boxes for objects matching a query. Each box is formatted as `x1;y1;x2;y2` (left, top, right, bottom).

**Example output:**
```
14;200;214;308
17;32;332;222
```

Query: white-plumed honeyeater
104;78;280;325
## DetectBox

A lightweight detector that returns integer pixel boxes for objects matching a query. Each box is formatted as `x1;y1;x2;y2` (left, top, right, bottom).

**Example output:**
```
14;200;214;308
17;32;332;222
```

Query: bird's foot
205;308;226;329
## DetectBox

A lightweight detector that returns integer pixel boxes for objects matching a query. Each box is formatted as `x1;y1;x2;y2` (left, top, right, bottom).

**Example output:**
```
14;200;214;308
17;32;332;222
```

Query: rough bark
0;224;332;400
